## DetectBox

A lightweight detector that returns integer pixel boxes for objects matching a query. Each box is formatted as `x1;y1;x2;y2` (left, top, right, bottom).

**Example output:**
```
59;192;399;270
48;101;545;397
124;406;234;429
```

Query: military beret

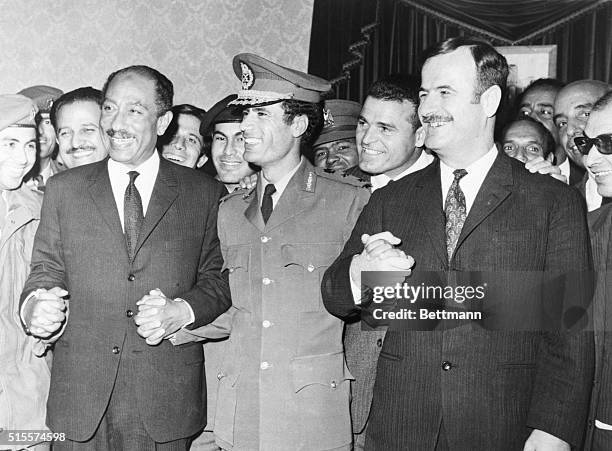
0;94;38;132
200;94;243;136
230;53;331;106
17;85;63;114
314;99;361;147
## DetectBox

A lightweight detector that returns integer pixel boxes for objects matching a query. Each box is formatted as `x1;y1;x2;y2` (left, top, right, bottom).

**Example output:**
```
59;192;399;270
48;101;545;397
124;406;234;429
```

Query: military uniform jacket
210;159;369;450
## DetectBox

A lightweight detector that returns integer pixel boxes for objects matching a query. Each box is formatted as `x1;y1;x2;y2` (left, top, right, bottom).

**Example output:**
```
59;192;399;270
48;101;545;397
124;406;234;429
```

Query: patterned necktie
124;171;143;259
444;169;468;260
261;184;276;224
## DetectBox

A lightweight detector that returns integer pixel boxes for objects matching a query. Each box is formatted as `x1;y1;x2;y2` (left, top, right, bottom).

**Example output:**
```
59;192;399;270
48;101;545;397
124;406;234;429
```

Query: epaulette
313;166;372;189
219;187;255;204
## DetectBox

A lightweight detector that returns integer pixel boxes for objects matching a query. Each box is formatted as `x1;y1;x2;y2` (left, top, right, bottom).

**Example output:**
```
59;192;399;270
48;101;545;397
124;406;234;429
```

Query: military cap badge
323;107;334;128
240;62;255;90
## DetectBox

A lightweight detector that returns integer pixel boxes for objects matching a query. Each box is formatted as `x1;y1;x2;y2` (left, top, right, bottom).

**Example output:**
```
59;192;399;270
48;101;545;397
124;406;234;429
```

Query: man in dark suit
322;37;593;451
20;65;231;450
580;92;612;450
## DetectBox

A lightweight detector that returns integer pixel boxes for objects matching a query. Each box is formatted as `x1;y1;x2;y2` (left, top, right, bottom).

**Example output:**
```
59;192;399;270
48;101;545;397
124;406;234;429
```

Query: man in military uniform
168;53;370;450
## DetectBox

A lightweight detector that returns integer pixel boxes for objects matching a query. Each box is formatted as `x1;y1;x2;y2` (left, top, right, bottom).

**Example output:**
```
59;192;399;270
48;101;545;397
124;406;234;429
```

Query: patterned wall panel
0;0;314;109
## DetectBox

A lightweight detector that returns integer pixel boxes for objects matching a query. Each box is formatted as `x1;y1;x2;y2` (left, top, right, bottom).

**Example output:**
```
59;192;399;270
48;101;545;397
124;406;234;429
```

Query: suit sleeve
322;188;383;321
180;182;232;329
526;185;595;448
20;176;68;306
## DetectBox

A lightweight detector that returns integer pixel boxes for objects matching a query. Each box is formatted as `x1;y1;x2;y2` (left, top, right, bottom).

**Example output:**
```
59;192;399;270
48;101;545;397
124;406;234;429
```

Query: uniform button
442;361;452;371
126;309;134;318
262;277;271;285
260;361;270;370
112;346;120;354
330;380;337;389
127;274;135;281
260;236;270;243
376;338;383;347
217;372;225;380
307;264;315;272
262;320;271;328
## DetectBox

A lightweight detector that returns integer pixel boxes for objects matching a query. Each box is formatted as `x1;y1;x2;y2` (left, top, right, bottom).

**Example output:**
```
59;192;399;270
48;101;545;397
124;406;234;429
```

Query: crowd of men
2;36;612;451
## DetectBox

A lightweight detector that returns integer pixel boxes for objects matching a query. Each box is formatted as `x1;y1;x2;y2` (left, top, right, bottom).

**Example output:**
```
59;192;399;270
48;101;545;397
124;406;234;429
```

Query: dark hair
102;65;173;116
366;74;421;128
501;116;556;159
592;91;612;113
158;103;207;152
522;78;565;96
50;86;102;129
422;37;509;102
281;99;324;148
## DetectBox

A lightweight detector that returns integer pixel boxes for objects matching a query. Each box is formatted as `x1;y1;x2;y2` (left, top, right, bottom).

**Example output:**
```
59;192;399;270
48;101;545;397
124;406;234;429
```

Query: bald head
554;79;610;168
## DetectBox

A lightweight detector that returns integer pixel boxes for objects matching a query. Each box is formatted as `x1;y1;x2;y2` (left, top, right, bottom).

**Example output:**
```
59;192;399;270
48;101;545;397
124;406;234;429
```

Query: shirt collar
440;145;498;183
370;150;436;192
259;156;304;203
108;150;160;178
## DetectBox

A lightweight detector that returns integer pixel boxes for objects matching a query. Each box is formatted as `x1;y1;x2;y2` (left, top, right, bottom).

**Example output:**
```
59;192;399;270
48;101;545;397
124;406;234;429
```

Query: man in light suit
322;37;594;451
20;65;231;450
581;92;612;450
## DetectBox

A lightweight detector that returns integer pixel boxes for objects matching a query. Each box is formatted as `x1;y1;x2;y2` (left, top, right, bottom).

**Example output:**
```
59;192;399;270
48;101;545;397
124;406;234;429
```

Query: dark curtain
309;0;612;103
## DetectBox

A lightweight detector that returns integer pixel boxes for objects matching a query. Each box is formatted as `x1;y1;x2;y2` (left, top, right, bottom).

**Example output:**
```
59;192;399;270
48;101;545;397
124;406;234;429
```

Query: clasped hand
134;289;191;346
26;287;69;339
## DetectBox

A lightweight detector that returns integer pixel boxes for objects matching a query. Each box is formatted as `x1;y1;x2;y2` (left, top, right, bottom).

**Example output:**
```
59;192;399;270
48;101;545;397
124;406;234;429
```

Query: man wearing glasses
582;91;612;450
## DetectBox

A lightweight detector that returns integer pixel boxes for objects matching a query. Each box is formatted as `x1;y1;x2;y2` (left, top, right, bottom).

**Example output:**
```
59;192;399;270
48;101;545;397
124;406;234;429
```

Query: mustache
67;145;97;154
106;129;134;139
421;114;453;123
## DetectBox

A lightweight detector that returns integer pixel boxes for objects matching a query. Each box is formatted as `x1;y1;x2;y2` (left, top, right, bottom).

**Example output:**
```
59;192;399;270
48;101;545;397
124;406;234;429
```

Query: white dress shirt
585;174;603;212
558;158;570;186
370;150;435;192
108;151;160;231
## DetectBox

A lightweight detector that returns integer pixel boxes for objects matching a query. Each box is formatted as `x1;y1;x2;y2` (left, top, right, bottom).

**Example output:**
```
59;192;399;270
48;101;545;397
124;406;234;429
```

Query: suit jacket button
330;380;337;389
112;346;120;354
128;274;135;281
126;309;134;318
442;361;452;371
376;338;383;347
217;372;225;380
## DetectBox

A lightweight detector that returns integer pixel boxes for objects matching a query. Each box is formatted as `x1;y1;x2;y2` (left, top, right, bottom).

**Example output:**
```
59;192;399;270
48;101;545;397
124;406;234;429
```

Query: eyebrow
213;131;228;138
575;103;594;110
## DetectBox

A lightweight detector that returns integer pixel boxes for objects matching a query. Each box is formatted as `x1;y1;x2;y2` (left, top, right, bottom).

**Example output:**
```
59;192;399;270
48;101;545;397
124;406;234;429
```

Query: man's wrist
174;297;195;328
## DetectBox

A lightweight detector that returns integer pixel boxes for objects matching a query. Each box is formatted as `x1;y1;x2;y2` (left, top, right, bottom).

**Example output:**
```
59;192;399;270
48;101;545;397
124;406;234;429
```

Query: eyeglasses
574;133;612;155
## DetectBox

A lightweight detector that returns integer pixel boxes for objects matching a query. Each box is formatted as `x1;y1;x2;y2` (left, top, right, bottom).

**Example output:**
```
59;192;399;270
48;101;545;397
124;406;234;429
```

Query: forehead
214;121;242;135
177;114;201;134
585;106;612;136
361;97;415;123
522;86;557;105
57;100;101;123
105;73;157;106
503;122;545;143
555;83;606;111
421;46;477;88
0;126;36;141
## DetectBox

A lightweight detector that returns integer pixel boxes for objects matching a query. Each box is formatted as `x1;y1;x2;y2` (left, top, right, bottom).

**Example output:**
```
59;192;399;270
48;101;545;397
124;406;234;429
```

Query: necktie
261;184;276;224
444;169;468;260
602;197;612;206
124;171;143;259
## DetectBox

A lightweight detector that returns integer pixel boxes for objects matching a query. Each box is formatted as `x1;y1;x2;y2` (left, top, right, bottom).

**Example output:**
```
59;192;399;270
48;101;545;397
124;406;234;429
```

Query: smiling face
211;121;254;185
0;126;37;190
37;112;57;160
100;72;171;168
501;120;548;163
554;81;609;168
161;113;204;168
56;100;108;169
356;97;421;177
313;138;358;172
419;46;491;167
584;104;612;197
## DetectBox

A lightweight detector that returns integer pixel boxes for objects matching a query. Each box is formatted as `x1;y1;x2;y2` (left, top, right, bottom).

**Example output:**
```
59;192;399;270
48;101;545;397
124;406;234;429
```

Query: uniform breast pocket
222;245;252;312
280;242;343;312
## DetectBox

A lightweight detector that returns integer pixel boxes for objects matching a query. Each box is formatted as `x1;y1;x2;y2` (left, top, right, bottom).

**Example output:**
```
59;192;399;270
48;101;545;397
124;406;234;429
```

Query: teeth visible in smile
363;148;383;155
594;170;612;177
428;122;447;128
244;138;260;145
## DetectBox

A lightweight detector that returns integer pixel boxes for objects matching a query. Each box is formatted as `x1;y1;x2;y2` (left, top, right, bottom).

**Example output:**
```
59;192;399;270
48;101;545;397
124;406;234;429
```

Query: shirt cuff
20;290;41;331
596;420;612;430
176;297;195;327
350;256;362;305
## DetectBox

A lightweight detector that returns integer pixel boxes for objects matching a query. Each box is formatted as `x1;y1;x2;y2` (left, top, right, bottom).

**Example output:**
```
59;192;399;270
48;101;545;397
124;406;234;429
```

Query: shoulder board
220;187;255;203
313;167;371;189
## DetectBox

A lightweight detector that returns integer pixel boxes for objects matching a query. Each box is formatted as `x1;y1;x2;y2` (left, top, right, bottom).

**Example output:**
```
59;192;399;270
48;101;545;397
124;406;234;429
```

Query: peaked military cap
17;85;63;114
0;94;38;132
200;94;243;136
314;99;361;147
230;53;331;106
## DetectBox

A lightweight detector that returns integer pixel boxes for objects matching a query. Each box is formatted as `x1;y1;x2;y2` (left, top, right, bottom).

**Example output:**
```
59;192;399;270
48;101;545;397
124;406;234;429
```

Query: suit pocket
379;350;402;362
222;245;251;312
280;242;343;312
214;362;241;446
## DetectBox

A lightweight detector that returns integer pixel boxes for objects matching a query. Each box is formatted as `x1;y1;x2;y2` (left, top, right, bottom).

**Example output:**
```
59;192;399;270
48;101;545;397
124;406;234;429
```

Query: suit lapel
414;161;447;266
455;153;512;253
264;161;311;232
244;187;265;232
87;160;124;238
134;159;179;256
